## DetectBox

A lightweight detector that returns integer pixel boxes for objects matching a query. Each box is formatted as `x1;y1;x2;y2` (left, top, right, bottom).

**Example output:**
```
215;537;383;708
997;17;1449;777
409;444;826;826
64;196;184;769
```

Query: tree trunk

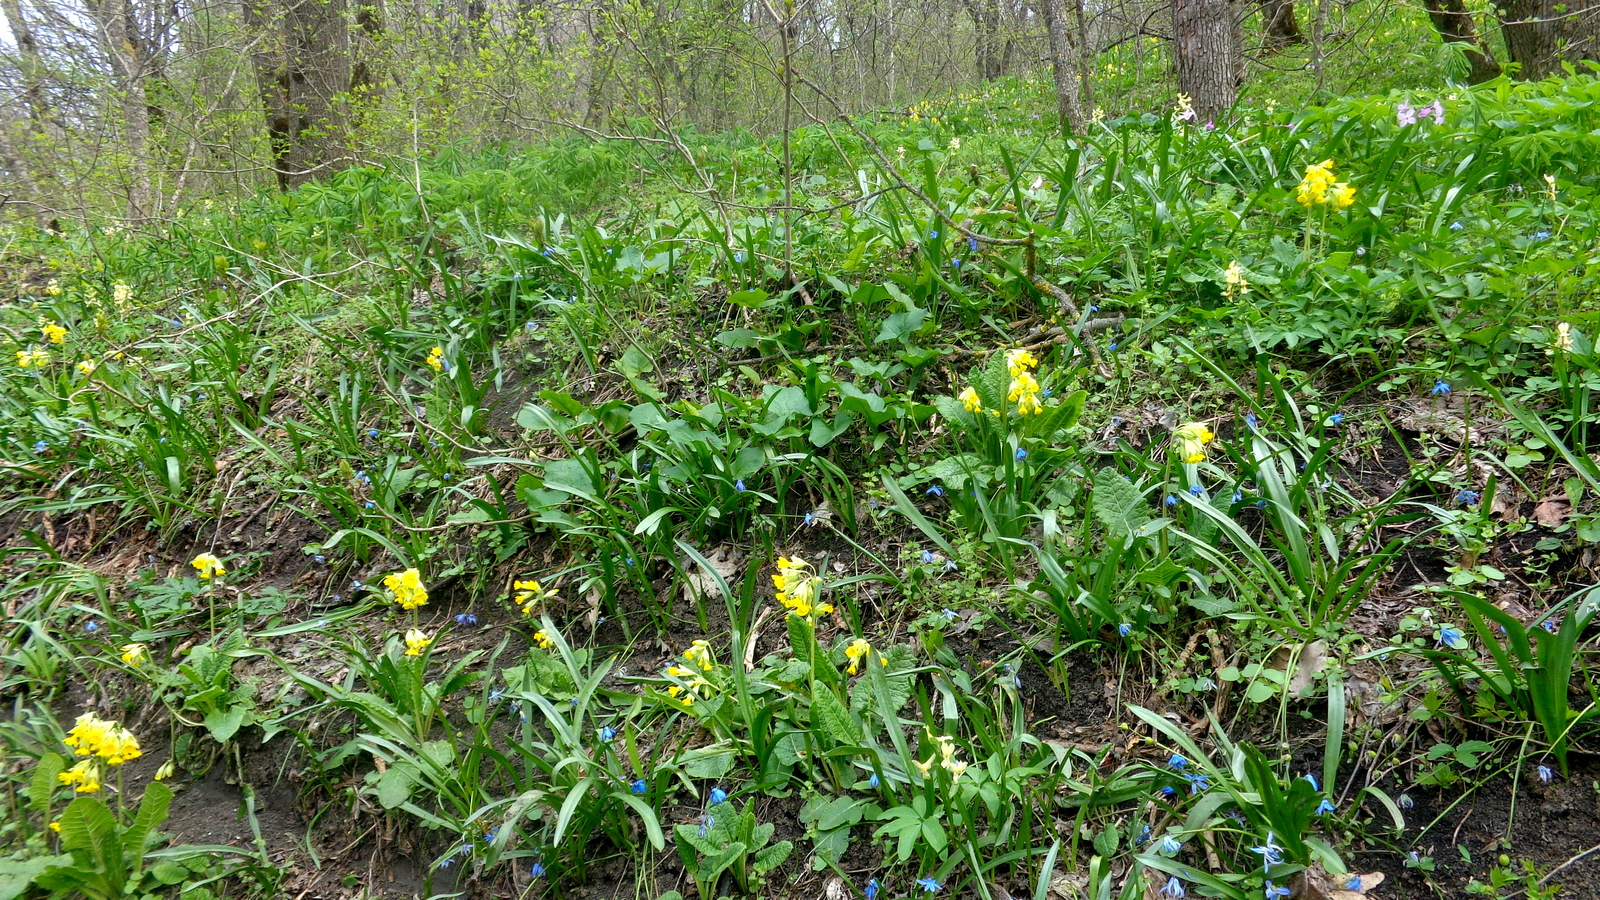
1042;0;1086;134
963;0;1005;80
1173;0;1238;124
1422;0;1502;82
1259;0;1303;48
1;0;51;123
243;0;352;190
1499;0;1599;79
1073;0;1096;111
90;0;154;218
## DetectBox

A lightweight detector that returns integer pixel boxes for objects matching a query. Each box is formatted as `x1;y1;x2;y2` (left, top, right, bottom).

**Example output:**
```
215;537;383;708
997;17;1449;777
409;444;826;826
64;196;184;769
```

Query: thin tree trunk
1173;0;1237;124
92;0;154;218
1073;0;1095;111
1422;0;1502;82
1259;0;1304;48
1;0;51;123
1043;0;1086;134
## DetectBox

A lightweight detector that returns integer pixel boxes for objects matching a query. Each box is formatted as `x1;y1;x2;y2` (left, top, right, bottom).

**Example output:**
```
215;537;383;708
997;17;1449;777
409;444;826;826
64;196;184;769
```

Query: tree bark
242;0;352;190
1073;0;1096;110
1;0;51;123
1422;0;1502;82
1042;0;1086;134
89;0;154;217
962;0;1005;80
1173;0;1238;124
1259;0;1303;48
1499;0;1599;79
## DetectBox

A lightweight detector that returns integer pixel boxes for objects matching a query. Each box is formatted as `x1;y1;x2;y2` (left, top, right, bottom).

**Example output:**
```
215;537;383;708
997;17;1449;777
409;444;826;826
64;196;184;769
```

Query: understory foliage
1;69;1600;900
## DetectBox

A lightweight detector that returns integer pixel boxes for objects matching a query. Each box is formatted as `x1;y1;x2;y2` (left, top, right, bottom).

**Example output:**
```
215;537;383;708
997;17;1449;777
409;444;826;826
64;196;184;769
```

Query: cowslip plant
674;800;793;898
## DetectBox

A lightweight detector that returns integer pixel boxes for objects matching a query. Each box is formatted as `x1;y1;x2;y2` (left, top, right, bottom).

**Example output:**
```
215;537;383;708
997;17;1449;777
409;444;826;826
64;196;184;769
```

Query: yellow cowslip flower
16;348;49;368
45;279;62;297
59;759;102;794
958;386;982;413
513;579;556;616
913;756;934;777
383;567;428;610
1552;321;1574;355
42;323;67;344
533;630;555;650
667;664;693;678
112;283;133;306
120;643;148;666
1005;348;1039;377
1009;372;1043;415
76;360;96;376
1296;159;1336;207
154;758;175;781
1172;422;1216;464
48;820;61;833
1327;182;1357;210
845;638;884;675
403;628;433;657
944;757;969;780
425;347;444;372
64;713;141;766
191;553;226;580
1223;262;1249;299
684;639;714;671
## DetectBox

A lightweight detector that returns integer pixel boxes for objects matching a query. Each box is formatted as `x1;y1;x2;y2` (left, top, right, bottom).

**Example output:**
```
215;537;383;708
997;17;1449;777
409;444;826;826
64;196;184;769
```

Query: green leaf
204;705;248;743
0;855;72;900
29;753;64;814
58;796;125;897
374;768;414;809
1092;467;1150;539
811;688;863;747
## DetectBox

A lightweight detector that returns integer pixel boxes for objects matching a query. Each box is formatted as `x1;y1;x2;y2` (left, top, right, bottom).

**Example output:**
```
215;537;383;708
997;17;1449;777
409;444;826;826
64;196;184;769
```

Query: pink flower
1425;101;1445;125
1396;102;1417;127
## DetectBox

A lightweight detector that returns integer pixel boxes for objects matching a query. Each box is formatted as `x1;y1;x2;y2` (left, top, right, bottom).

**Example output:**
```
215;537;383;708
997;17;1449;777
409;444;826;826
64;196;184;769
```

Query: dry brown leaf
1533;495;1572;527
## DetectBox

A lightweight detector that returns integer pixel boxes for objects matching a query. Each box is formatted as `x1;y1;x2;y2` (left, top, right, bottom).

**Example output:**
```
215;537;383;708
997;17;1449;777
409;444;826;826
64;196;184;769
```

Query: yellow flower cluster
16;348;49;367
913;734;968;781
76;360;96;376
403;628;433;656
1173;422;1216;464
959;386;982;413
1005;349;1044;415
533;629;555;650
1223;262;1249;299
191;553;226;579
1551;321;1574;356
514;579;557;616
683;639;714;672
425;346;444;372
64;713;142;766
45;279;62;297
41;322;67;344
665;642;714;704
1296;159;1356;209
59;759;102;794
120;643;148;666
383;567;428;610
1005;348;1038;377
112;283;134;307
844;638;887;676
774;556;831;619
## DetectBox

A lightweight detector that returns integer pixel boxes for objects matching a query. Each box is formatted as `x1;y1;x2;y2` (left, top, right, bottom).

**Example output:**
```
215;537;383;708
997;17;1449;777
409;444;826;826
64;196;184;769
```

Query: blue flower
1303;773;1319;790
32;440;47;453
364;501;375;509
483;828;499;845
968;236;979;253
803;512;817;526
631;778;648;794
709;787;728;805
1188;484;1203;497
1316;799;1336;815
1534;230;1551;240
1015;448;1028;460
1399;793;1414;809
1438;626;1467;649
1183;773;1210;794
917;877;942;893
928;230;940;240
951;259;962;269
1160;785;1176;797
922;549;935;564
1431;380;1452;397
1136;824;1152;846
1118;623;1133;637
599;726;618;742
697;814;715;837
313;554;326;565
356;471;371;485
942;559;958;572
1165;495;1178;507
1245;412;1259;431
1457;489;1480;505
626;557;635;566
868;772;880;788
455;613;477;626
489;689;503;702
1159;835;1183;855
734;251;745;263
439;856;453;868
866;878;881;900
1232;489;1244;504
1449;221;1464;231
1329;413;1343;425
1345;876;1363;891
1109;342;1118;351
1249;832;1284;871
1537;764;1554;783
1265;882;1291;899
530;862;546;879
1159;876;1186;898
734;479;746;492
925;485;945;497
84;621;99;633
368;428;380;437
1255;499;1268;509
1168;754;1187;769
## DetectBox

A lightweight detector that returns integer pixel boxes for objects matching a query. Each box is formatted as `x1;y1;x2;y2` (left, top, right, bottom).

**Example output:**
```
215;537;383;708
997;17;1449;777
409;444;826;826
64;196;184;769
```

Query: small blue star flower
1136;824;1152;845
1160;785;1176;797
439;856;453;868
942;559;958;572
1249;832;1284;871
1449;221;1464;231
968;236;979;252
1118;623;1132;637
1316;799;1336;815
734;479;746;492
313;554;326;564
1015;448;1028;461
709;786;728;805
455;613;477;626
922;549;935;564
803;512;817;526
1232;489;1244;503
697;814;715;838
1188;484;1203;496
1303;774;1319;790
84;621;99;633
599;726;618;742
868;772;880;788
1399;793;1414;809
1431;380;1452;397
1168;755;1187;769
951;259;962;269
1159;835;1183;855
1109;342;1118;351
530;862;546;878
1345;876;1363;891
1534;230;1551;240
734;251;745;263
1159;876;1186;898
916;877;942;893
1329;413;1343;425
364;501;376;509
1537;764;1554;783
928;230;939;240
865;878;881;900
1183;773;1210;794
925;485;945;497
32;440;47;453
1437;625;1467;649
1457;489;1480;505
1245;412;1259;431
1265;882;1291;899
631;778;648;794
1165;495;1178;507
368;428;379;437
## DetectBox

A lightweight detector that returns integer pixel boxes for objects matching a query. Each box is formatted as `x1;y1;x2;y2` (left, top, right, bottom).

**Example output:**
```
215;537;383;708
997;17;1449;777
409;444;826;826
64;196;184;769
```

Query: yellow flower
1004;348;1038;377
1008;372;1043;415
403;628;433;656
1296;159;1341;207
112;283;133;306
944;758;968;781
76;360;96;376
1173;422;1215;464
913;756;934;777
191;553;226;580
383;567;429;610
425;346;444;372
1327;182;1357;210
958;386;982;413
42;323;67;344
16;348;49;368
684;639;714;671
154;759;176;781
533;630;555;650
1223;262;1249;299
513;579;556;615
1552;321;1574;355
845;638;874;675
59;759;102;794
63;714;140;766
120;643;148;666
48;820;61;833
45;279;62;297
